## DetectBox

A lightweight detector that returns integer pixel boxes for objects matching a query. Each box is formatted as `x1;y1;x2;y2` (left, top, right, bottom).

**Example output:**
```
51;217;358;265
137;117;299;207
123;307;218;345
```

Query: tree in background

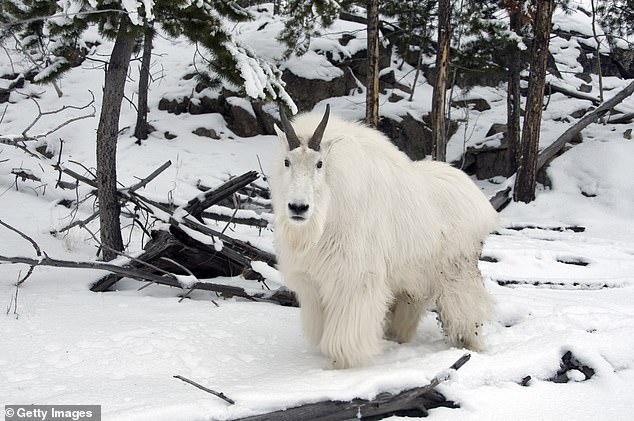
278;0;342;57
514;0;556;203
133;23;154;142
381;0;435;101
2;1;291;261
365;0;380;128
279;0;385;125
0;0;63;97
431;0;452;162
499;1;533;172
595;0;634;41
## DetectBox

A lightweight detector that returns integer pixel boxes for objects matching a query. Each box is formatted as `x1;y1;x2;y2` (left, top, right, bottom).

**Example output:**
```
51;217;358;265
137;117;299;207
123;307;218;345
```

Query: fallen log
537;79;634;171
547;82;600;106
185;171;259;219
490;79;634;211
231;354;470;421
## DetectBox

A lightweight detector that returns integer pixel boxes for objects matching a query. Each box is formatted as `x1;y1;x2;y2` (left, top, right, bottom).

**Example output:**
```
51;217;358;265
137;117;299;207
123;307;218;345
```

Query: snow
2;4;634;421
283;50;344;81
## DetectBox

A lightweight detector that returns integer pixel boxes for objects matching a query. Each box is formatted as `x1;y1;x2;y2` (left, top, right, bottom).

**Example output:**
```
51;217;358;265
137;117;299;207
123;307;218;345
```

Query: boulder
450;98;491;112
225;97;260;137
378;114;458;161
578;84;592;93
282;68;356;112
570;108;588;119
461;124;514;179
192;127;220;139
158;97;189;115
0;88;9;104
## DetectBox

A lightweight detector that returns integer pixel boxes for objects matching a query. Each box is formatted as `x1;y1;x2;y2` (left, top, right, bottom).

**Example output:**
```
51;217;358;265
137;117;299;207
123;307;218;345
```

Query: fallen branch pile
0;146;294;305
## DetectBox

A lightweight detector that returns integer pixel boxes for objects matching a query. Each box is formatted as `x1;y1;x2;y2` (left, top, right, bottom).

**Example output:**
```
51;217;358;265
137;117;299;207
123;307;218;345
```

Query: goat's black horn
278;104;301;150
308;104;330;151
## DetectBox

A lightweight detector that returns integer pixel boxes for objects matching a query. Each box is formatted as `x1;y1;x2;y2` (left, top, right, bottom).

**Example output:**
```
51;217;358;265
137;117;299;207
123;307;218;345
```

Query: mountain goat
269;105;499;369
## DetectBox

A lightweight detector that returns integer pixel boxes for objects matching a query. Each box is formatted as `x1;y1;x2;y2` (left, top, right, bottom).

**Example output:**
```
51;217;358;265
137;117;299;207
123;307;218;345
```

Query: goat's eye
284;159;290;167
316;160;323;169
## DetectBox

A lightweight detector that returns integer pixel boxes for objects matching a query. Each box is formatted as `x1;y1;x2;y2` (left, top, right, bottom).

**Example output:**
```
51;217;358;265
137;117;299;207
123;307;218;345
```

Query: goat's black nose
288;202;309;215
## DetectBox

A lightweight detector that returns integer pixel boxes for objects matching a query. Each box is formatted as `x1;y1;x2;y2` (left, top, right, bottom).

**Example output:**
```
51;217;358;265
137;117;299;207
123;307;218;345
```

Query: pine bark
431;0;452;162
365;0;380;128
513;0;555;203
134;25;153;141
96;18;136;260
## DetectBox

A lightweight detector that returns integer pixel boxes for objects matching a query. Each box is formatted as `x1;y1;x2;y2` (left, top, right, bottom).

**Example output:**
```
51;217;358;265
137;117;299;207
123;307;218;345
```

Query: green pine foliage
0;0;67;81
381;0;435;66
451;2;522;88
596;0;634;45
1;0;289;102
278;0;344;57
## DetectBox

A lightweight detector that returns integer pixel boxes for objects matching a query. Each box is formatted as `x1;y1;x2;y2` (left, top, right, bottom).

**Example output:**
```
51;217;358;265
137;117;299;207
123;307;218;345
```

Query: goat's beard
274;189;330;255
276;206;326;255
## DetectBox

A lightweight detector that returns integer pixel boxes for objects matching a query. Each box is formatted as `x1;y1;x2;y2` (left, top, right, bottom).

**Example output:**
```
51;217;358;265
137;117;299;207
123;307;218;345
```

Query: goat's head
273;104;330;226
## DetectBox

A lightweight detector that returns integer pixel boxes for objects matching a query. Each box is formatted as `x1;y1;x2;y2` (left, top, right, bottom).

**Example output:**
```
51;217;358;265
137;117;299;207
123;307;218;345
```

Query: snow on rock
226;96;256;119
282;50;344;81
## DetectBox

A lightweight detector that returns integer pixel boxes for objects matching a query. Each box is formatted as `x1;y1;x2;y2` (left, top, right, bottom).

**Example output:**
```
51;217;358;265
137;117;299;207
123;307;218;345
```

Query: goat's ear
273;123;290;151
321;136;341;160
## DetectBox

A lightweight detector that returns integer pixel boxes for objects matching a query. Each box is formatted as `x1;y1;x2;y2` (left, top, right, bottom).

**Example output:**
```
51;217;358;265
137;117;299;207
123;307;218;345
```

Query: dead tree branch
0;251;295;305
184;171;259;219
173;375;235;404
0;91;96;144
231;354;470;421
490;80;634;211
537;79;634;170
127;160;172;193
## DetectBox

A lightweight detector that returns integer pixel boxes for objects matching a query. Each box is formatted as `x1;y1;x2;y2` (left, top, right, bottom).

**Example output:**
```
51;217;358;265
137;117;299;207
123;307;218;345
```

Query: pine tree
134;23;154;142
278;0;343;57
595;0;634;40
514;0;556;203
0;0;64;96
431;0;452;162
366;0;380;128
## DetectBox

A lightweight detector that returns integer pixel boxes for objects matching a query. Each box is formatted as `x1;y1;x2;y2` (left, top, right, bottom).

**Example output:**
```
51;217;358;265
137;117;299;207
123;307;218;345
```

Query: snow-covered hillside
1;3;634;421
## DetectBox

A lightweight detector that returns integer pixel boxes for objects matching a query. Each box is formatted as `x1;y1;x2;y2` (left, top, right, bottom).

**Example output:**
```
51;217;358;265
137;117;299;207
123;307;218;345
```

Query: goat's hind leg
385;292;428;343
436;262;492;351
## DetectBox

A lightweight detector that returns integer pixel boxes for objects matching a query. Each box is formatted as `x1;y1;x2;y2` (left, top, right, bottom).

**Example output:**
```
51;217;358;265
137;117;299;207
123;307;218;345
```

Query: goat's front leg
294;282;324;346
319;274;391;369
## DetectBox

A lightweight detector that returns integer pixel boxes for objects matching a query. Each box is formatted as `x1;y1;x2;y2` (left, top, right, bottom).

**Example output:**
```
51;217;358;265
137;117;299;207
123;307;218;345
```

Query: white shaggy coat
269;111;499;369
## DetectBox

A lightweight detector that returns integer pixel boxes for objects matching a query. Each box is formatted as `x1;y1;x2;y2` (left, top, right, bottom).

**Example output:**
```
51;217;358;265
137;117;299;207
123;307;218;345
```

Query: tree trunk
507;12;522;172
365;0;380;128
431;0;452;162
513;0;554;203
96;18;136;260
134;24;153;142
590;0;604;104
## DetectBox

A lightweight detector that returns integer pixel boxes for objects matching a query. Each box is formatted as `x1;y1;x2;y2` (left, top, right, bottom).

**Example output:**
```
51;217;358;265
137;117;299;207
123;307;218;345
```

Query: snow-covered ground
2;4;634;421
